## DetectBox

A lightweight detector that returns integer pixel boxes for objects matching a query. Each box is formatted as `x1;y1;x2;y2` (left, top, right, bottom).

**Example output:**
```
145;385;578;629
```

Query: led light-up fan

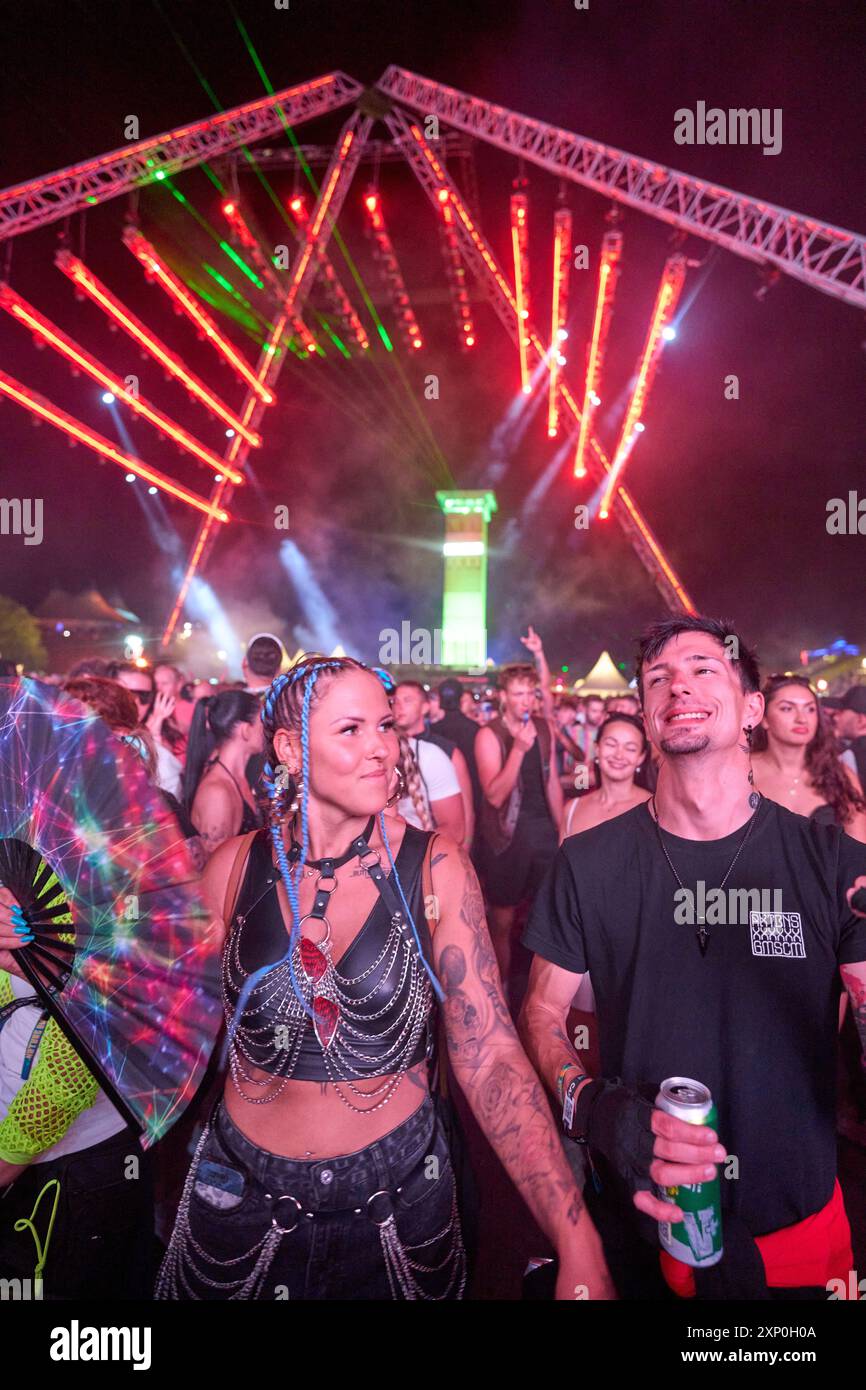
0;677;223;1146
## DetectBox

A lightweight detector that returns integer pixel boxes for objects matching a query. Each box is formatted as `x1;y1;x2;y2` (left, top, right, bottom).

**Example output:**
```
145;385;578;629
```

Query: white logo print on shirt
749;911;806;959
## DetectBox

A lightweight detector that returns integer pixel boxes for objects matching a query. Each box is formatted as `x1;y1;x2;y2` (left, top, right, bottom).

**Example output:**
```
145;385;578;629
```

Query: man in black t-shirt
519;615;866;1300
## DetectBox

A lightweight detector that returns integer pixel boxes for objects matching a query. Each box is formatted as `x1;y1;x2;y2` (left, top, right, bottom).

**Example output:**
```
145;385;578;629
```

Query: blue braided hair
223;655;442;1061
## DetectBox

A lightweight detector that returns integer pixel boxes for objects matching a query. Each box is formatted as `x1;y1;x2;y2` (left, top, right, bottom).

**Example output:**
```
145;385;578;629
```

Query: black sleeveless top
223;824;435;1081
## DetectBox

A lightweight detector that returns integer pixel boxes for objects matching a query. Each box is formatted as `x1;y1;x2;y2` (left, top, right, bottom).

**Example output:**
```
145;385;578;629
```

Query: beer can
655;1076;723;1268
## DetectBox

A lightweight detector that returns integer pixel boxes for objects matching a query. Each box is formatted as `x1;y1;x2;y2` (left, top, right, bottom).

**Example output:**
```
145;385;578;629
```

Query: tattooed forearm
453;1024;583;1235
439;851;584;1242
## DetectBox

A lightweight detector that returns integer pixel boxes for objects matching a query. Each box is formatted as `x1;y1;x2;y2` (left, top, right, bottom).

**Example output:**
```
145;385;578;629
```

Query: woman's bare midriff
222;1059;430;1159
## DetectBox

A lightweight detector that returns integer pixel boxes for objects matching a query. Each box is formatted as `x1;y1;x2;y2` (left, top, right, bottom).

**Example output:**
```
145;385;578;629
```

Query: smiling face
763;684;818;748
597;720;645;784
272;669;398;817
641;631;763;759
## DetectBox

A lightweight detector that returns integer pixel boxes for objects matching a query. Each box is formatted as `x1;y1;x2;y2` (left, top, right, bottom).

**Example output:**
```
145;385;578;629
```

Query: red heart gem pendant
312;996;339;1050
299;936;328;984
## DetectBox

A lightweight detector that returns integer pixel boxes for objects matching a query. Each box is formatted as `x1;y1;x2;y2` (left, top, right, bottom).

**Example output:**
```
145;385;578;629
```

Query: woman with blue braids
158;655;613;1300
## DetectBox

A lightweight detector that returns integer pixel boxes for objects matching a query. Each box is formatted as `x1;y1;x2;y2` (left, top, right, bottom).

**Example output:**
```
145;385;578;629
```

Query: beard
659;731;712;756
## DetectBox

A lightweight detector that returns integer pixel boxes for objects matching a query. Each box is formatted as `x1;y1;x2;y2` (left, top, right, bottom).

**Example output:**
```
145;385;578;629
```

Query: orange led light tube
123;228;274;405
599;254;686;515
547;207;572;437
574;229;622;478
0;370;229;521
55;251;261;446
0;285;244;485
510;192;531;393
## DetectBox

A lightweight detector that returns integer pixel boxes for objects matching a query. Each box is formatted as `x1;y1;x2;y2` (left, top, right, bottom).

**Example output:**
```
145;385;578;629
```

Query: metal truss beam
386;107;695;615
222;132;473;170
378;67;866;310
0;72;363;241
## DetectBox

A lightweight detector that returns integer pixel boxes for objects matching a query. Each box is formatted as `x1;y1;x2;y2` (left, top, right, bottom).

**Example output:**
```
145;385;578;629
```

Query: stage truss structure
2;66;865;635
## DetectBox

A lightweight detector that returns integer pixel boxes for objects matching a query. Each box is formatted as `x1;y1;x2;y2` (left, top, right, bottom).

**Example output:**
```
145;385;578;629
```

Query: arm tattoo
841;968;866;1063
439;847;583;1235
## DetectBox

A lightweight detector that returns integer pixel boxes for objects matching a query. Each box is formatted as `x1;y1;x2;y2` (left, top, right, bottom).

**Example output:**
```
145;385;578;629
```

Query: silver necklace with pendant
650;794;762;956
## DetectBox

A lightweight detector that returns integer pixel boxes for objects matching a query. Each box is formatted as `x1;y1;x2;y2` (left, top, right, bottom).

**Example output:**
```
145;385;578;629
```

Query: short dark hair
245;634;283;679
395;680;427;698
499;663;536;691
636;616;760;701
438;677;463;710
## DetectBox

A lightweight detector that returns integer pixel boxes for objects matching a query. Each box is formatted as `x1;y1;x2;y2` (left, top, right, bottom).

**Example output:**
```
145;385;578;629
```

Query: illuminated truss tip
0;369;229;521
0;283;245;485
55;249;261;447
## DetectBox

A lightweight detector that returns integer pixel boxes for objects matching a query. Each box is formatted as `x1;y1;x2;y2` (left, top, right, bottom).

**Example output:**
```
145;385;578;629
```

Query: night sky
1;0;864;675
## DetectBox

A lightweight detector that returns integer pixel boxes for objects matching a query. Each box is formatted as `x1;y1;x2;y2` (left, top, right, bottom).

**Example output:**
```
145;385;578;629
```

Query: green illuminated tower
435;490;497;669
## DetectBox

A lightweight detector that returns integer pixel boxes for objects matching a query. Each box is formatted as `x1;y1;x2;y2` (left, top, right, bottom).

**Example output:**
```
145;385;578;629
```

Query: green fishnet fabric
0;876;98;1163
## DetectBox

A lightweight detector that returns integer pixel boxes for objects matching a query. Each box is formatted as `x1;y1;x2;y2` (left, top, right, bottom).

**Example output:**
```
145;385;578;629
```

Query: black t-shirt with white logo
523;797;866;1234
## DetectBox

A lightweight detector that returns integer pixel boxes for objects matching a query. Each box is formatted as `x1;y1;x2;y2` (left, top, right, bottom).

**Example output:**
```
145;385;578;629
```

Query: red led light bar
574;227;622;478
547;206;572;437
437;192;475;350
123;227;275;405
510;190;531;392
0;370;229;521
55;250;261;446
599;253;686;516
0;284;244;486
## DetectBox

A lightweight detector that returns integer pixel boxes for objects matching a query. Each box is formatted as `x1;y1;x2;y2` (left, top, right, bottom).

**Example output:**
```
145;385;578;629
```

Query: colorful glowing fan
0;677;222;1147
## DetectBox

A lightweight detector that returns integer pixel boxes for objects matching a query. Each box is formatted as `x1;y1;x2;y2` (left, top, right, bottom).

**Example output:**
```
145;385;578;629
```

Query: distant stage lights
102;391;115;404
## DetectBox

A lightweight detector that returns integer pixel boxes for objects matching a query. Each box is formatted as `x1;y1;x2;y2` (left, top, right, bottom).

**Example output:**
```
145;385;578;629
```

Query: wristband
562;1072;589;1134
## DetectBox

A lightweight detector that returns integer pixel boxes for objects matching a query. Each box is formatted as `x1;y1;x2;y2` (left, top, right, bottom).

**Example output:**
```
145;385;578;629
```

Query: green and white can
655;1076;723;1268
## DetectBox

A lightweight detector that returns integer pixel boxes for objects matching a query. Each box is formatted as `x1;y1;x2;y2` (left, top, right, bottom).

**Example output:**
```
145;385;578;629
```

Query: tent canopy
574;651;630;696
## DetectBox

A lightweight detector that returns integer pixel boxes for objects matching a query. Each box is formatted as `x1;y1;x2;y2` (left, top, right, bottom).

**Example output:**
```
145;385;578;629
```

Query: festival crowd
1;617;865;1301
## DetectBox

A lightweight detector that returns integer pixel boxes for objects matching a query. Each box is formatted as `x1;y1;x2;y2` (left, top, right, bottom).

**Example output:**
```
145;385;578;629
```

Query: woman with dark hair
751;675;866;842
560;713;651;841
183;691;264;858
157;654;612;1301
